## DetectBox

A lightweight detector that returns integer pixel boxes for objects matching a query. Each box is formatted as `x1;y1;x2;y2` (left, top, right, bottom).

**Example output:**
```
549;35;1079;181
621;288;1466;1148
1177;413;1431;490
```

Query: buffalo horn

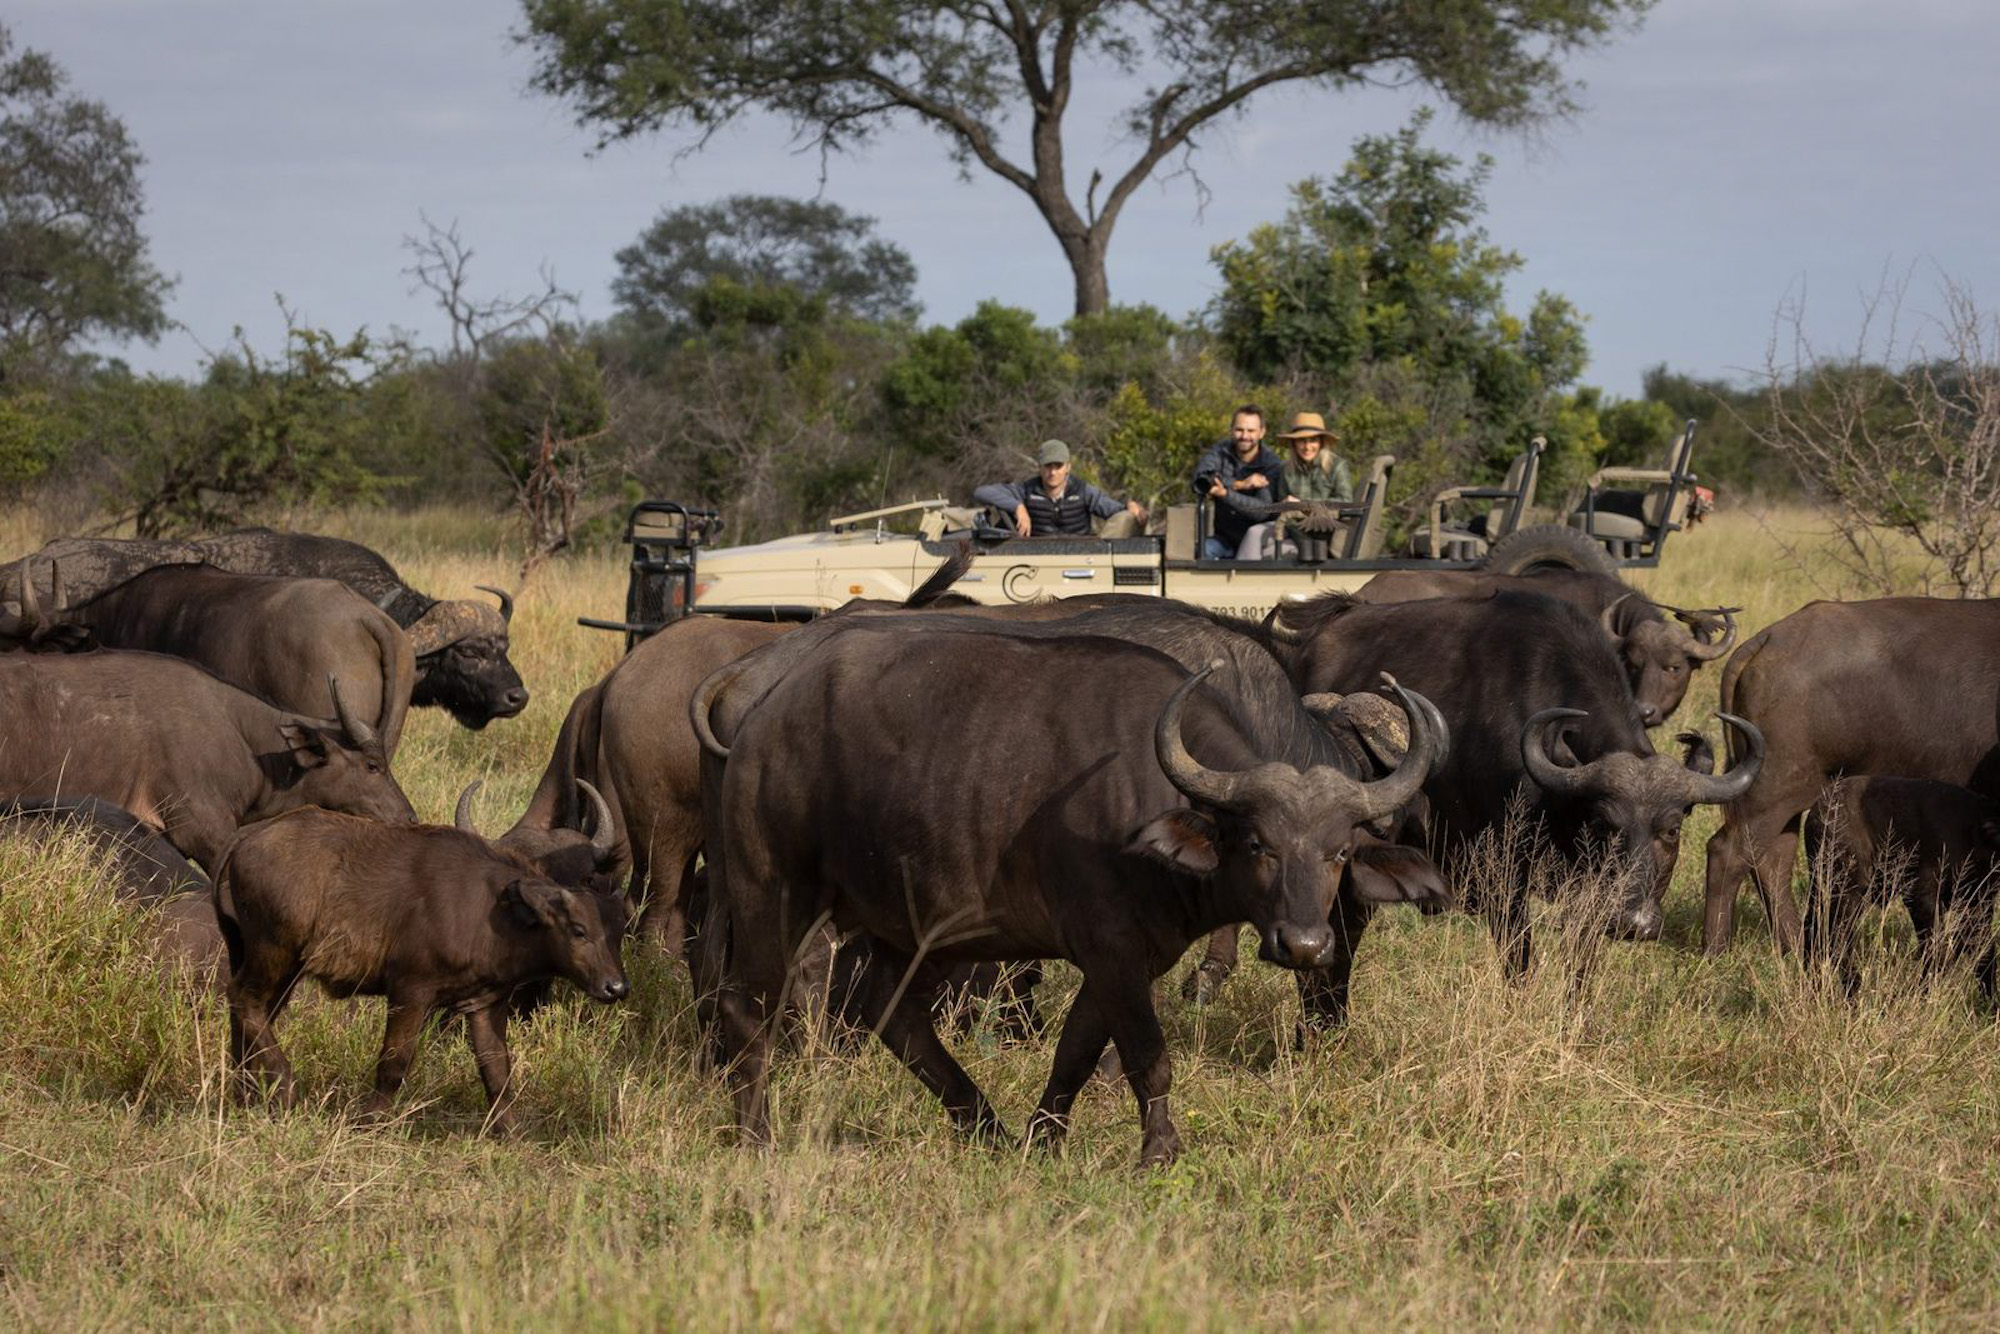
1348;674;1444;822
577;779;617;859
1154;661;1253;809
1260;605;1306;646
1680;606;1739;661
454;780;483;833
475;584;515;624
17;557;43;639
1599;592;1637;639
1520;707;1595;799
328;673;378;749
690;661;746;761
1687;712;1763;805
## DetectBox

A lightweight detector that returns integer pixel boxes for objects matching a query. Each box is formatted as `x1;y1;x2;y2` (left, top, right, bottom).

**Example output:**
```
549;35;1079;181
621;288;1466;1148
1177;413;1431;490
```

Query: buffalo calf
1802;776;2000;993
216;810;630;1132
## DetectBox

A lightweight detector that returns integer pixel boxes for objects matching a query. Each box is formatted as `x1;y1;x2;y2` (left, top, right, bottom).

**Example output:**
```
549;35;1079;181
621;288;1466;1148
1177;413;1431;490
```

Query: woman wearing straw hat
1240;411;1353;560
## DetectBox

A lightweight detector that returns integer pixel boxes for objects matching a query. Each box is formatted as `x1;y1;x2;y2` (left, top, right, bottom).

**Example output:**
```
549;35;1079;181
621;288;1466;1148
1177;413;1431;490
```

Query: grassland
5;505;1999;1330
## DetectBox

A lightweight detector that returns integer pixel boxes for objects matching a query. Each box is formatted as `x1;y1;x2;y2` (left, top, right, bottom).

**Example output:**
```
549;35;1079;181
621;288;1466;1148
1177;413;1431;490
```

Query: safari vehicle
582;422;1705;647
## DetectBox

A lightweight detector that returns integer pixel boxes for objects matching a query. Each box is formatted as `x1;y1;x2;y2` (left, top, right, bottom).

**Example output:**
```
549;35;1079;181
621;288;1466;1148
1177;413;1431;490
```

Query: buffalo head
271;675;419;825
1600;596;1738;726
407;588;529;728
499;876;630;1003
461;778;623;893
1131;665;1450;969
1521;707;1763;941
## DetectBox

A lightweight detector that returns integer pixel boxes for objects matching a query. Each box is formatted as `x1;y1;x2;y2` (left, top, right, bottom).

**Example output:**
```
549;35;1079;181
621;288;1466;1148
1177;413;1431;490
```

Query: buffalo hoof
1180;961;1231;1006
1139;1126;1183;1168
1023;1109;1070;1154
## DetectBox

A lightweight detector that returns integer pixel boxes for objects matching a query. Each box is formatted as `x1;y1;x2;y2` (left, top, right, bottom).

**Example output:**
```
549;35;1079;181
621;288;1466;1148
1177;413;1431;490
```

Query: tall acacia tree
518;0;1651;317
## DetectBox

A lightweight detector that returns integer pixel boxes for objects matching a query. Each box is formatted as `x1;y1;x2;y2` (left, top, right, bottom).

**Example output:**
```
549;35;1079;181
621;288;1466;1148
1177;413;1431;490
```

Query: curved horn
17;557;44;639
475;584;514;624
690;660;746;761
454;780;482;833
1154;661;1252;809
1688;712;1763;805
577;779;617;860
1683;607;1738;661
1260;605;1306;646
1599;592;1636;640
327;673;378;749
48;558;66;616
1520;707;1595;799
1351;673;1445;821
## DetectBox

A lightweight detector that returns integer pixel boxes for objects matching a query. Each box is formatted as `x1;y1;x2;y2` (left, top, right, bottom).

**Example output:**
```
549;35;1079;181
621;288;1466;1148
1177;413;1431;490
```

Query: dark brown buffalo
0;650;415;873
1801;775;2000;993
706;624;1446;1164
55;565;416;757
215;808;630;1132
1274;590;1760;987
453;776;622;895
1702;598;2000;957
1;795;223;982
1352;569;1736;726
14;530;528;728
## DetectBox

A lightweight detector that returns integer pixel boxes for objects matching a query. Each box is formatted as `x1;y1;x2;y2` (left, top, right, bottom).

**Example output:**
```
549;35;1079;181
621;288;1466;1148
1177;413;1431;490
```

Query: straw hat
1278;411;1336;441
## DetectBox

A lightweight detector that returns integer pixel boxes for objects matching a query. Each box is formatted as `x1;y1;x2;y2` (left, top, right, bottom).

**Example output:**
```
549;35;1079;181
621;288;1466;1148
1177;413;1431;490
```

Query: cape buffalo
1352;569;1736;726
53;565;416;757
0;650;415;873
14;530;529;729
1801;775;2000;993
704;624;1446;1164
1275;590;1760;984
1702;597;2000;957
1;795;223;981
216;808;629;1133
454;776;622;895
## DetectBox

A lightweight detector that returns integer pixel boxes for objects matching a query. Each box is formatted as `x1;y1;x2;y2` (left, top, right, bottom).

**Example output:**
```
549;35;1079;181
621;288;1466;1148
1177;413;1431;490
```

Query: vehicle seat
1568;420;1698;559
1407;437;1543;559
1344;455;1398;559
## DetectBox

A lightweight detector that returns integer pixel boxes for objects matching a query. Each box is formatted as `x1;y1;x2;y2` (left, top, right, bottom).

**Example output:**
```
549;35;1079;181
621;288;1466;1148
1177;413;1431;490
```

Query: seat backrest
1494;437;1544;538
1643;420;1699;528
1347;454;1397;559
1164;504;1197;561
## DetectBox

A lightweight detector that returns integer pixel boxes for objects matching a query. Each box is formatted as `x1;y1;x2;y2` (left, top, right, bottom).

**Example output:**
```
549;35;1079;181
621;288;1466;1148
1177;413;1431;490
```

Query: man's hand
1235;472;1269;492
1206;478;1226;500
1014;504;1032;536
1127;500;1148;522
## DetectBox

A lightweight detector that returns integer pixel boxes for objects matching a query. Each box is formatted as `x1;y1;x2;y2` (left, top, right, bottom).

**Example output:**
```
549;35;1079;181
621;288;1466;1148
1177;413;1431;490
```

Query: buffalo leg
1098;980;1181;1167
364;988;436;1120
1707;799;1809;956
1295;895;1377;1039
1025;985;1114;1151
465;1004;517;1134
857;944;1008;1142
229;946;303;1108
1489;883;1533;981
1180;925;1239;1004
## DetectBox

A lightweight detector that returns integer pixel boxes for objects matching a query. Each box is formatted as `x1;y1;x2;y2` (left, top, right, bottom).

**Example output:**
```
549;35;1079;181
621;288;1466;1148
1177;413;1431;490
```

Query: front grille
1113;566;1161;586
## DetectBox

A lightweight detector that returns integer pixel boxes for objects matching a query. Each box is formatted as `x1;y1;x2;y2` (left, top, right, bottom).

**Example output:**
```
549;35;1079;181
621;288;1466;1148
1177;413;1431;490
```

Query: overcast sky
11;1;1998;397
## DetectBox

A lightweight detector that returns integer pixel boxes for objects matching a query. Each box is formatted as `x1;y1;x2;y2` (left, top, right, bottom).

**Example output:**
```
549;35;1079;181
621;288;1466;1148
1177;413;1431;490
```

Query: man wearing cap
973;439;1148;538
1190;404;1288;559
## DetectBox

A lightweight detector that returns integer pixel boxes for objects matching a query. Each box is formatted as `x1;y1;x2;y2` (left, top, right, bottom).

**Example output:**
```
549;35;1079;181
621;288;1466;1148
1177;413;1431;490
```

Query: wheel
1482;523;1616;576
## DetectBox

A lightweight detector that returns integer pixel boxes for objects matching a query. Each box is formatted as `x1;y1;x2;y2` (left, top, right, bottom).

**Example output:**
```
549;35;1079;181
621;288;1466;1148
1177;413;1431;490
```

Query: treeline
1;105;1790;549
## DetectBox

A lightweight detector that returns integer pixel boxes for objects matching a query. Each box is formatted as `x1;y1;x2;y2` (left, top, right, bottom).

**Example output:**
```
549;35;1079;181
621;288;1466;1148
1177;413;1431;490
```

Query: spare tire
1482;523;1617;576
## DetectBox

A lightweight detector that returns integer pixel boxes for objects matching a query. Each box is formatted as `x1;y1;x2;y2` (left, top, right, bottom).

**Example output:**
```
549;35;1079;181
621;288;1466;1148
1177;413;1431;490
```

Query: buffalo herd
4;529;1998;1161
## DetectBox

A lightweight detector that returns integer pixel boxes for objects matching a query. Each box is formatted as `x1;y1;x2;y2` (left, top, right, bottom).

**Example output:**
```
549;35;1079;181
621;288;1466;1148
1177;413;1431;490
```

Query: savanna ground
5;503;1999;1330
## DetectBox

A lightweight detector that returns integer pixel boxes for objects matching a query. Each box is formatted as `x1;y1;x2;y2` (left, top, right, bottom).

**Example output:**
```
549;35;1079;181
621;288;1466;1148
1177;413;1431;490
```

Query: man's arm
972;480;1027;512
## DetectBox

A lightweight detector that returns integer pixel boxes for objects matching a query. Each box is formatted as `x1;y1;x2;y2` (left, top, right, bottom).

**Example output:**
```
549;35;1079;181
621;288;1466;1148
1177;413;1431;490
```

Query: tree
0;23;171;381
1209;112;1595;491
1753;274;2000;597
518;0;1653;317
612;194;919;337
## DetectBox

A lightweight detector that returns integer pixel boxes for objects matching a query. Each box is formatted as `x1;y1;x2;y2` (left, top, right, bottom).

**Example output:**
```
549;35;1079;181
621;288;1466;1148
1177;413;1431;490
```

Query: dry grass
6;504;2000;1330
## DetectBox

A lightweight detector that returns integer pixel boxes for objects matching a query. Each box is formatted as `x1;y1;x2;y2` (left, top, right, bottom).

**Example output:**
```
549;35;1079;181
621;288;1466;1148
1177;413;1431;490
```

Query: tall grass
5;505;2000;1329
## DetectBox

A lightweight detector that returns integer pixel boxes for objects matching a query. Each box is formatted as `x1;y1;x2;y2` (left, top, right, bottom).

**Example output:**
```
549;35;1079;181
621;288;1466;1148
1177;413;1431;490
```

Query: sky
10;1;1999;398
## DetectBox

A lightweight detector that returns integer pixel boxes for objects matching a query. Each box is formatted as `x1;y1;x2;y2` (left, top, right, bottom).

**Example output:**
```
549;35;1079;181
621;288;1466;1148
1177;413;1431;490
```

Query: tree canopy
0;23;172;382
518;0;1653;317
612;194;919;337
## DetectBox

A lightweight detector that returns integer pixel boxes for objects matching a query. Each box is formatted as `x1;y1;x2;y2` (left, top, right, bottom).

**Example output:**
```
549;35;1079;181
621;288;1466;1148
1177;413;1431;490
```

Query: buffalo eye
569;923;587;940
1326;846;1350;866
1244;833;1270;859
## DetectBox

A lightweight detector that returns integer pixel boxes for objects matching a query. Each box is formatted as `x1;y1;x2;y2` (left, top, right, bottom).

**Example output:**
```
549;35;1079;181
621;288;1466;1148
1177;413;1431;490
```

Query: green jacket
1281;454;1352;529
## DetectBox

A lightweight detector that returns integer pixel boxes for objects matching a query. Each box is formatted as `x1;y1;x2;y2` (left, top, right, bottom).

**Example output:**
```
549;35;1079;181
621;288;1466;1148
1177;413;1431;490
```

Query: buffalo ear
1348;842;1453;912
1982;817;2000;851
499;879;541;928
1677;731;1716;776
1127;809;1220;876
279;721;330;768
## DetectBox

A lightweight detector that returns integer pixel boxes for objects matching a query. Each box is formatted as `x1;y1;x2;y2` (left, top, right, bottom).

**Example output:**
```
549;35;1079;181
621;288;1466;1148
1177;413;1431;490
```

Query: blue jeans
1202;536;1237;560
